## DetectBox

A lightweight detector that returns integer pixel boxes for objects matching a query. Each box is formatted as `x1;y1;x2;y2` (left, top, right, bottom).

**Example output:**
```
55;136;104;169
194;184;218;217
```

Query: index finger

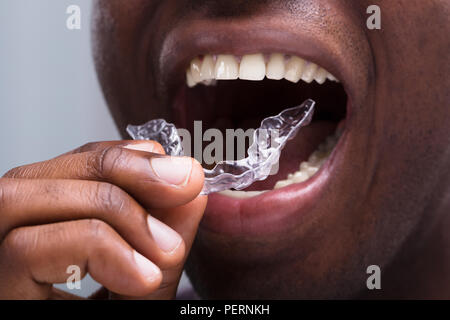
4;141;204;209
60;140;166;156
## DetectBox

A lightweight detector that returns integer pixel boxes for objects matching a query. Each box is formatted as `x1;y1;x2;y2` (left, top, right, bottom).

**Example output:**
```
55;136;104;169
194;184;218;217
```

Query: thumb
111;195;208;299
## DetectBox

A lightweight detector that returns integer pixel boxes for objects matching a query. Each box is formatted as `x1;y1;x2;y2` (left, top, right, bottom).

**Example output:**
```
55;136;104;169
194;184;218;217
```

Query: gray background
0;0;119;176
0;0;191;298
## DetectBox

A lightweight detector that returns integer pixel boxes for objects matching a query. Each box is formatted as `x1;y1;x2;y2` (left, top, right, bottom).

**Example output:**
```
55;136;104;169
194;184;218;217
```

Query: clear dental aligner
126;99;315;195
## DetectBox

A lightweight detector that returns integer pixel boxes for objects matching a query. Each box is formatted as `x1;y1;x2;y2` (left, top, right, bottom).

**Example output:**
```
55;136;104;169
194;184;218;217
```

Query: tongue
244;120;337;191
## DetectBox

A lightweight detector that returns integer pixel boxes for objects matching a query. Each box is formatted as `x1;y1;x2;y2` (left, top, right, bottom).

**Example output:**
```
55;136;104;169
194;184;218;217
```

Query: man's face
93;0;450;298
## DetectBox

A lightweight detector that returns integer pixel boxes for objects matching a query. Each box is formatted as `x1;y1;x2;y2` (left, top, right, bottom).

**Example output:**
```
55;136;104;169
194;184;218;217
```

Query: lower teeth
218;128;341;199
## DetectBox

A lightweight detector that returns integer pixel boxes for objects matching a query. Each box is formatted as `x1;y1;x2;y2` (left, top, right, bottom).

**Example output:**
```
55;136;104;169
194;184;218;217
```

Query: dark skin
0;141;207;299
0;0;449;299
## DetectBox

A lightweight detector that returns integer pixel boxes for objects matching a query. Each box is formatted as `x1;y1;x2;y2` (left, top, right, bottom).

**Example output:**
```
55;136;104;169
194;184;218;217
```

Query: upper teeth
186;53;339;87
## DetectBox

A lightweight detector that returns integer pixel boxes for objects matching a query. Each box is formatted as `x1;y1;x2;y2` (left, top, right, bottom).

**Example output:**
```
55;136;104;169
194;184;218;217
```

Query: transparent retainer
127;99;315;195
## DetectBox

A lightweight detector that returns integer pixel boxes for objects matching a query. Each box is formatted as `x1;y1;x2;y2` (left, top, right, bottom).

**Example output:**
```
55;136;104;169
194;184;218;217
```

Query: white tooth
266;53;285;80
215;55;239;80
218;190;266;199
301;62;318;83
311;152;328;166
307;166;319;176
274;180;294;189
202;79;217;86
200;55;215;81
308;152;325;166
190;58;202;83
299;161;310;171
284;56;305;83
290;171;310;183
300;162;319;176
318;158;327;167
271;131;339;191
186;69;196;87
304;165;319;177
327;73;339;82
314;67;328;84
239;54;266;81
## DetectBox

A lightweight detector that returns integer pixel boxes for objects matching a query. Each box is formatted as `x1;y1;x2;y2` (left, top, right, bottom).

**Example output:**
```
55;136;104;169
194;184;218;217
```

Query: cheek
359;0;450;227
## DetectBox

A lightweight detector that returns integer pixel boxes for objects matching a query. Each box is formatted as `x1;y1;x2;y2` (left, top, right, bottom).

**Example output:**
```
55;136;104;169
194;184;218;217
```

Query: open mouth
154;18;358;236
166;50;350;235
180;53;347;196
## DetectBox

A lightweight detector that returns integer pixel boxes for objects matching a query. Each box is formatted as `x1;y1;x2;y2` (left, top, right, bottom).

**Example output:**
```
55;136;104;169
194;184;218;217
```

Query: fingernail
133;250;160;281
123;142;155;153
150;156;192;186
147;215;182;253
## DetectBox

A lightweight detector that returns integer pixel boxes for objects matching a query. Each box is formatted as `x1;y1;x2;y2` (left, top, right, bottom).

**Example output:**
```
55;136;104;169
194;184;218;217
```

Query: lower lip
199;119;348;237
